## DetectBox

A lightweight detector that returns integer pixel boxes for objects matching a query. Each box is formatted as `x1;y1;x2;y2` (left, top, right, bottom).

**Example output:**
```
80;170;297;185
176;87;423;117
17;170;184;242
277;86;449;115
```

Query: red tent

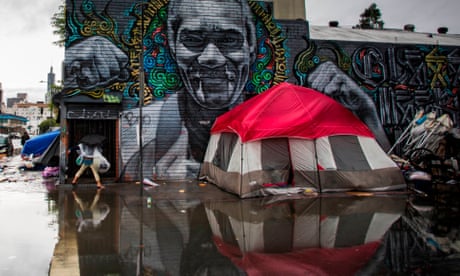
200;82;405;198
212;82;373;141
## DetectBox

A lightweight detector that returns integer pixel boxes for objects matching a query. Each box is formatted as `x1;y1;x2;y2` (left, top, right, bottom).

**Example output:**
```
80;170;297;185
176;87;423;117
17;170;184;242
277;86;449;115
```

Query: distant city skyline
4;87;47;103
2;66;56;103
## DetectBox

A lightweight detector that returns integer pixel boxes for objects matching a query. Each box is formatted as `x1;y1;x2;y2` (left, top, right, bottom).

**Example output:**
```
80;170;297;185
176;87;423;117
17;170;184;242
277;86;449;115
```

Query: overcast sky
306;0;460;33
1;0;459;102
0;0;64;102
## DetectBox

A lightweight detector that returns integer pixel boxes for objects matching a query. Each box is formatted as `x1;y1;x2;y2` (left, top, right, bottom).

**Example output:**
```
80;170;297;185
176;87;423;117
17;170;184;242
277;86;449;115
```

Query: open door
67;119;117;180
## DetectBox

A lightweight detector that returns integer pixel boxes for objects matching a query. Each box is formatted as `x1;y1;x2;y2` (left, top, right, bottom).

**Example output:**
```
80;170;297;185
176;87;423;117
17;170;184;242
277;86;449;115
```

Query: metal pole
139;3;145;200
137;1;145;275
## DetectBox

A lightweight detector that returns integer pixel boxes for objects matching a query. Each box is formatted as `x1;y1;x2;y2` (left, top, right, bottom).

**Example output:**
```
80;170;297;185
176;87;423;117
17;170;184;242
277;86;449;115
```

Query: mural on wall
63;0;459;181
63;0;289;180
294;40;460;144
121;0;289;180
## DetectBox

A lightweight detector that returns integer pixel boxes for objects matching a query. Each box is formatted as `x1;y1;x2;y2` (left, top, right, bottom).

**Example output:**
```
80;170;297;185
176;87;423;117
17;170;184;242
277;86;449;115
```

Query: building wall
294;39;460;137
11;103;51;135
273;0;305;20
63;0;460;181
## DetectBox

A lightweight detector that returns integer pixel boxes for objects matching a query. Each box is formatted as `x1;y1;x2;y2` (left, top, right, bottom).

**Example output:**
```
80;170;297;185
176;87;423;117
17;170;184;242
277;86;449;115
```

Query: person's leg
90;164;104;189
72;164;88;185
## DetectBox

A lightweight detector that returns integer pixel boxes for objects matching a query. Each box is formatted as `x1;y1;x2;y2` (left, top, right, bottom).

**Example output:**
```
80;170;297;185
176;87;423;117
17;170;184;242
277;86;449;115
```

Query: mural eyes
218;33;243;48
179;31;243;51
179;33;206;50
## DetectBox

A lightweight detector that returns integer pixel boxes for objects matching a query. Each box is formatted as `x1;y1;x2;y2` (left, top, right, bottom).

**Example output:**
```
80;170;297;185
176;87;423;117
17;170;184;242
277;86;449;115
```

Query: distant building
6;93;28;108
45;66;56;104
7;102;51;135
0;113;28;135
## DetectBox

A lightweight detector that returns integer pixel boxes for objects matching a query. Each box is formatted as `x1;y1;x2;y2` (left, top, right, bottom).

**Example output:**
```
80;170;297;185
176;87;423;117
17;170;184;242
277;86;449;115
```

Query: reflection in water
108;192;406;275
204;197;405;275
383;193;460;275
66;189;120;275
73;190;110;232
52;187;460;275
0;191;58;275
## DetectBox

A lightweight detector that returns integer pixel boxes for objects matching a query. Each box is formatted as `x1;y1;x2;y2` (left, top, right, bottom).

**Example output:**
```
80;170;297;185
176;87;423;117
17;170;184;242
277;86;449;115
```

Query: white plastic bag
93;148;111;173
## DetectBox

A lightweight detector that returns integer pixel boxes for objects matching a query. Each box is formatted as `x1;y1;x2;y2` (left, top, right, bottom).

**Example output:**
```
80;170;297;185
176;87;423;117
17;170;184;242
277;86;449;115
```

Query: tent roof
21;130;60;156
211;82;374;142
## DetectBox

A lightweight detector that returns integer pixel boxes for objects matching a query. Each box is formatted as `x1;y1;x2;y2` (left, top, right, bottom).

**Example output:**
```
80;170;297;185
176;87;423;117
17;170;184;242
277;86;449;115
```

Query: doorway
67;119;117;181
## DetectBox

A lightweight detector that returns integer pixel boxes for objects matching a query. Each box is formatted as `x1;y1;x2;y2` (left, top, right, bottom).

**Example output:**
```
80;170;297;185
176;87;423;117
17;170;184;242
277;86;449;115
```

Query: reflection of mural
63;0;459;181
118;195;405;275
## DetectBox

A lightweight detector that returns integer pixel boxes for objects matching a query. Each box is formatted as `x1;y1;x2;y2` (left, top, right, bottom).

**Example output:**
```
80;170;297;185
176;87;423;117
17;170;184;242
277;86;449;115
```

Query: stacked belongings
401;111;452;162
388;110;458;194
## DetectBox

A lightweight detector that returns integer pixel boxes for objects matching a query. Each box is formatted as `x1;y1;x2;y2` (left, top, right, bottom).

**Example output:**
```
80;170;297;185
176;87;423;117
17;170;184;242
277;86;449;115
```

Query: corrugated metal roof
309;25;460;46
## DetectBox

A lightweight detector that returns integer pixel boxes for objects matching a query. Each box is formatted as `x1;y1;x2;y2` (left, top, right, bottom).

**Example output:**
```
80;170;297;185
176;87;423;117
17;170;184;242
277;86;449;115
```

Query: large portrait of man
63;0;390;181
117;0;261;180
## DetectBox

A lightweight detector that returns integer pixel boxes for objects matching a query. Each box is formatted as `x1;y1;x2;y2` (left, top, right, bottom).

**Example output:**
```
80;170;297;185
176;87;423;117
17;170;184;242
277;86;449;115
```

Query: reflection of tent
205;196;405;275
200;83;405;198
21;130;60;161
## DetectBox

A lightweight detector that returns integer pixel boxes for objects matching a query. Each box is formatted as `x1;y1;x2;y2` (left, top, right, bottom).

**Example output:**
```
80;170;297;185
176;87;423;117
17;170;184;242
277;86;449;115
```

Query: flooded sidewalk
49;181;459;275
0;155;459;275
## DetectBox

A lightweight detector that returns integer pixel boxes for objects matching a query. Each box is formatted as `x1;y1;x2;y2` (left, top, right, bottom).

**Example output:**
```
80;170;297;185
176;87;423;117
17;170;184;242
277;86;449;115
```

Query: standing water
0;153;459;275
0;155;59;275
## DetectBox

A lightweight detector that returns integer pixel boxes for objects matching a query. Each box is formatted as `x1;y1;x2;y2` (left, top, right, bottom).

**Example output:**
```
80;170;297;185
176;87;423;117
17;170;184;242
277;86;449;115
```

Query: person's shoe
97;181;105;189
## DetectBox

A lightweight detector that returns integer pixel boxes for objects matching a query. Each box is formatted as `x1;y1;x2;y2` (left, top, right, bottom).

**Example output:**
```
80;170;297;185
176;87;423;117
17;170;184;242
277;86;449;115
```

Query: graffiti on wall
63;0;287;104
64;0;289;180
64;0;459;181
121;0;289;180
294;40;460;142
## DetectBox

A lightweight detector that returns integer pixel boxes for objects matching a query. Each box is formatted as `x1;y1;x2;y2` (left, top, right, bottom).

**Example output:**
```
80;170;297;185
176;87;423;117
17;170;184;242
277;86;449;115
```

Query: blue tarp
21;130;60;157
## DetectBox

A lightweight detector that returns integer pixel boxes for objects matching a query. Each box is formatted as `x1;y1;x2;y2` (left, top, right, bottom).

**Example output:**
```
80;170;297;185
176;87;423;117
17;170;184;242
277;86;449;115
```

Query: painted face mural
63;0;460;183
63;0;288;180
167;0;256;109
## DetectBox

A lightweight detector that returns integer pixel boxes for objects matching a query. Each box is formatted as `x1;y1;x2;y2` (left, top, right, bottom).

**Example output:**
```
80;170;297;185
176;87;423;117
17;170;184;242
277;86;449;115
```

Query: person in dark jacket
21;131;30;146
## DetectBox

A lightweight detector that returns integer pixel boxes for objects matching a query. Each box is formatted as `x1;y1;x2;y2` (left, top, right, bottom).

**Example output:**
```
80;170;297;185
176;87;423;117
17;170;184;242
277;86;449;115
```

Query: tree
357;3;384;30
49;83;62;118
51;1;66;47
39;118;59;134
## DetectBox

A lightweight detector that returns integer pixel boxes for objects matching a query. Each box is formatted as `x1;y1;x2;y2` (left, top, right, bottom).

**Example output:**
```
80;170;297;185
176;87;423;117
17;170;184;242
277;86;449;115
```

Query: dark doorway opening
68;119;117;181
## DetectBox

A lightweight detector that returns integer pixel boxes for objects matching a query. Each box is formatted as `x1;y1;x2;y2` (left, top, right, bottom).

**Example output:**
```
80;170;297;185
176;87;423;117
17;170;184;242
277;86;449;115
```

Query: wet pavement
0;155;459;275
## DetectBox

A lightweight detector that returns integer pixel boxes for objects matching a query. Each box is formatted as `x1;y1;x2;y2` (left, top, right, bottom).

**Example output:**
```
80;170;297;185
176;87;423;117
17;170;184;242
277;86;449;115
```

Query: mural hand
308;61;376;115
64;36;129;91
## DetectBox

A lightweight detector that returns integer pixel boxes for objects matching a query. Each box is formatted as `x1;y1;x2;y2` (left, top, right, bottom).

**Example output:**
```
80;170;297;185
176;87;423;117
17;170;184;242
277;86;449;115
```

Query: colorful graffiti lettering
294;41;460;139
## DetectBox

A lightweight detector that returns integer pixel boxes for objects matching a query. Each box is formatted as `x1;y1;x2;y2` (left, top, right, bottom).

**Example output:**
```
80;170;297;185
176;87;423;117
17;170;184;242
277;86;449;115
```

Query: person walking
21;131;30;146
72;189;110;232
71;142;105;189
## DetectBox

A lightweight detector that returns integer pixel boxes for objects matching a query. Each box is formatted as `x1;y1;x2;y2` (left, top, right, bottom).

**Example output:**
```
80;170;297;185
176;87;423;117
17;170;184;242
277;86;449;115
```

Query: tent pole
240;141;243;196
314;139;321;192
